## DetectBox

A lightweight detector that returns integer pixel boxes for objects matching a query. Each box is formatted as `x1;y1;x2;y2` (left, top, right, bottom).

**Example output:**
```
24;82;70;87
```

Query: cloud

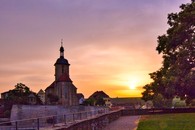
0;0;191;97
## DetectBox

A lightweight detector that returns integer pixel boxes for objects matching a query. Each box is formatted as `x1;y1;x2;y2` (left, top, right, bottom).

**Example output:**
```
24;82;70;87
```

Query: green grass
137;113;195;130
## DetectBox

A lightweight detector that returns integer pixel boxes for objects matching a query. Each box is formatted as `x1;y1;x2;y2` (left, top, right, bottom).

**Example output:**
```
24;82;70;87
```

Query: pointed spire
60;39;64;57
61;39;63;47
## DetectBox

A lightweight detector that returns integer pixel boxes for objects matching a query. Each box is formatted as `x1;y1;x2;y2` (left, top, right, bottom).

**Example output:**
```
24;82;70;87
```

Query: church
45;42;79;106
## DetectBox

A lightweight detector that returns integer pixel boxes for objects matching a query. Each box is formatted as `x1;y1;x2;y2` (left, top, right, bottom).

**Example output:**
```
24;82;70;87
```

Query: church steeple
54;40;69;66
60;39;64;57
54;40;70;81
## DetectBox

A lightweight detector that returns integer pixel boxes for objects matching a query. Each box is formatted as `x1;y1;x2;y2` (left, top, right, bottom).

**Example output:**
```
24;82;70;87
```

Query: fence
0;108;114;130
121;107;195;116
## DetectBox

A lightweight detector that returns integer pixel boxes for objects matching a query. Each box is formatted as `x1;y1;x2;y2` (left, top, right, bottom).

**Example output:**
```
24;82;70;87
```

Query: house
28;93;37;105
77;93;85;105
1;91;9;99
37;89;45;104
103;98;112;108
110;97;146;109
89;91;109;99
88;91;110;106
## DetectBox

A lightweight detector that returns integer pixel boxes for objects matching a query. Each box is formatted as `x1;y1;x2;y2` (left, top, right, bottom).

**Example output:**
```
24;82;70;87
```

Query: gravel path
103;116;140;130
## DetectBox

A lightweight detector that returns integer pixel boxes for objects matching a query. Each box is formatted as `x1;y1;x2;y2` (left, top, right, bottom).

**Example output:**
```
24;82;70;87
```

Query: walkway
103;116;140;130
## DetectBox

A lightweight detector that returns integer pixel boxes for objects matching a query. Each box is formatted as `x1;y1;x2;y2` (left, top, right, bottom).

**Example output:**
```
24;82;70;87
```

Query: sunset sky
0;0;191;98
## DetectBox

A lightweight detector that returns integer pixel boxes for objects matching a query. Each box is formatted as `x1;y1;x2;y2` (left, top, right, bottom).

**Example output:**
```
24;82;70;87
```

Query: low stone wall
0;105;109;129
10;105;104;122
56;110;121;130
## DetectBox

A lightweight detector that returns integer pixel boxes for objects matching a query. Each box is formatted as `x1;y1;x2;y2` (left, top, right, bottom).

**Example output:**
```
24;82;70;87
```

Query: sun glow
128;79;138;90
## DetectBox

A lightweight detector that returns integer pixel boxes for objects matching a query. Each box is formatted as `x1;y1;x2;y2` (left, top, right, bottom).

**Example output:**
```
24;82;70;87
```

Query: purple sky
0;0;191;97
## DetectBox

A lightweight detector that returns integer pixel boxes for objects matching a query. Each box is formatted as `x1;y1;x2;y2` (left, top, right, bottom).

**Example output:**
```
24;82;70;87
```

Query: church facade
45;43;79;106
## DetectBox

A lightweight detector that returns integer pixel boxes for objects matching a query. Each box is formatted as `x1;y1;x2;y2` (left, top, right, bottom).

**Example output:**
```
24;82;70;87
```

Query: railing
63;109;122;130
121;107;195;116
1;107;194;130
0;108;112;130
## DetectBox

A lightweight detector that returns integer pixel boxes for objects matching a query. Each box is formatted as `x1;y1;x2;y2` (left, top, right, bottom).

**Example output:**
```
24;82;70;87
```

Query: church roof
54;57;70;65
57;73;72;82
45;81;55;91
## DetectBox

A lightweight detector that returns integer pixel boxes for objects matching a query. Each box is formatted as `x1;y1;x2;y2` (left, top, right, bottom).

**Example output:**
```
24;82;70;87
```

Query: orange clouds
0;0;191;98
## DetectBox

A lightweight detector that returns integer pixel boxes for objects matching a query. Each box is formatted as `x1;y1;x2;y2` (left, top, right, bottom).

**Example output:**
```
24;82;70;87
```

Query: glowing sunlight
128;78;138;90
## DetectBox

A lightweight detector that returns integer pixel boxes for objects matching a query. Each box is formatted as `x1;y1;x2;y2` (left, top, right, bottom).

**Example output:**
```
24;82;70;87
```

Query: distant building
0;99;5;118
0;99;5;108
1;90;41;105
103;98;112;108
45;42;79;106
110;97;153;109
77;93;85;105
172;96;186;108
89;91;110;99
28;93;37;105
37;89;45;104
1;91;9;99
88;91;110;106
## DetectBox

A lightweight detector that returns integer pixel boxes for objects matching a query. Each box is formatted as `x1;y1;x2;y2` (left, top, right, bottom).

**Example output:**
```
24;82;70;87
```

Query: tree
142;0;195;104
83;97;106;106
5;83;42;105
3;83;42;117
7;83;31;104
95;98;105;106
83;98;95;106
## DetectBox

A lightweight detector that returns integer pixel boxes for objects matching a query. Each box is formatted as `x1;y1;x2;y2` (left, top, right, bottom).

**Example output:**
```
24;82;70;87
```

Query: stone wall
10;105;101;121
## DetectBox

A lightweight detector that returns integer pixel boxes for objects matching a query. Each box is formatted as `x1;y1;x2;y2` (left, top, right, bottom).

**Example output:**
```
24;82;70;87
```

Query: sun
128;79;138;90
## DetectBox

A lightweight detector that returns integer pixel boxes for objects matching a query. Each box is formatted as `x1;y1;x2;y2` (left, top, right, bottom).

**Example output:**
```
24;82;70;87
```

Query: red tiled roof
57;73;72;82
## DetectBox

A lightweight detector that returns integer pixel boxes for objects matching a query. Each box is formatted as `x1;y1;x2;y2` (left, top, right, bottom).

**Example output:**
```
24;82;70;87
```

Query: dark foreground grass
137;113;195;130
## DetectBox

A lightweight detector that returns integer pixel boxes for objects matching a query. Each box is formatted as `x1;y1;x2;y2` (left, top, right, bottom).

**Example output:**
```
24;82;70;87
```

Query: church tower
45;40;79;106
54;41;70;81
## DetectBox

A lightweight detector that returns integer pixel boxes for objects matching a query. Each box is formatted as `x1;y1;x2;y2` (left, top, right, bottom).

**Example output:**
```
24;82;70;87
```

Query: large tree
142;0;195;105
7;83;31;104
3;83;42;117
6;83;42;105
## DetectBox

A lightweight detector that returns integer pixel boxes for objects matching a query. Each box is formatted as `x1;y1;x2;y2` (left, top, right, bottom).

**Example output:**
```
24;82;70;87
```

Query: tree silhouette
142;0;195;105
7;83;30;104
3;83;42;117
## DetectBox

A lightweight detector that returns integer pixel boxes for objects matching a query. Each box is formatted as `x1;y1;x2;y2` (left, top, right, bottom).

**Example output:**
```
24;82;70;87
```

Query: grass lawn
137;113;195;130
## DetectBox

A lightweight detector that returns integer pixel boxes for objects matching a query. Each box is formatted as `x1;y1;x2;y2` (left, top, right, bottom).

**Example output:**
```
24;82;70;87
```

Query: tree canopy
6;83;30;104
142;0;195;105
6;83;42;105
2;83;42;117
